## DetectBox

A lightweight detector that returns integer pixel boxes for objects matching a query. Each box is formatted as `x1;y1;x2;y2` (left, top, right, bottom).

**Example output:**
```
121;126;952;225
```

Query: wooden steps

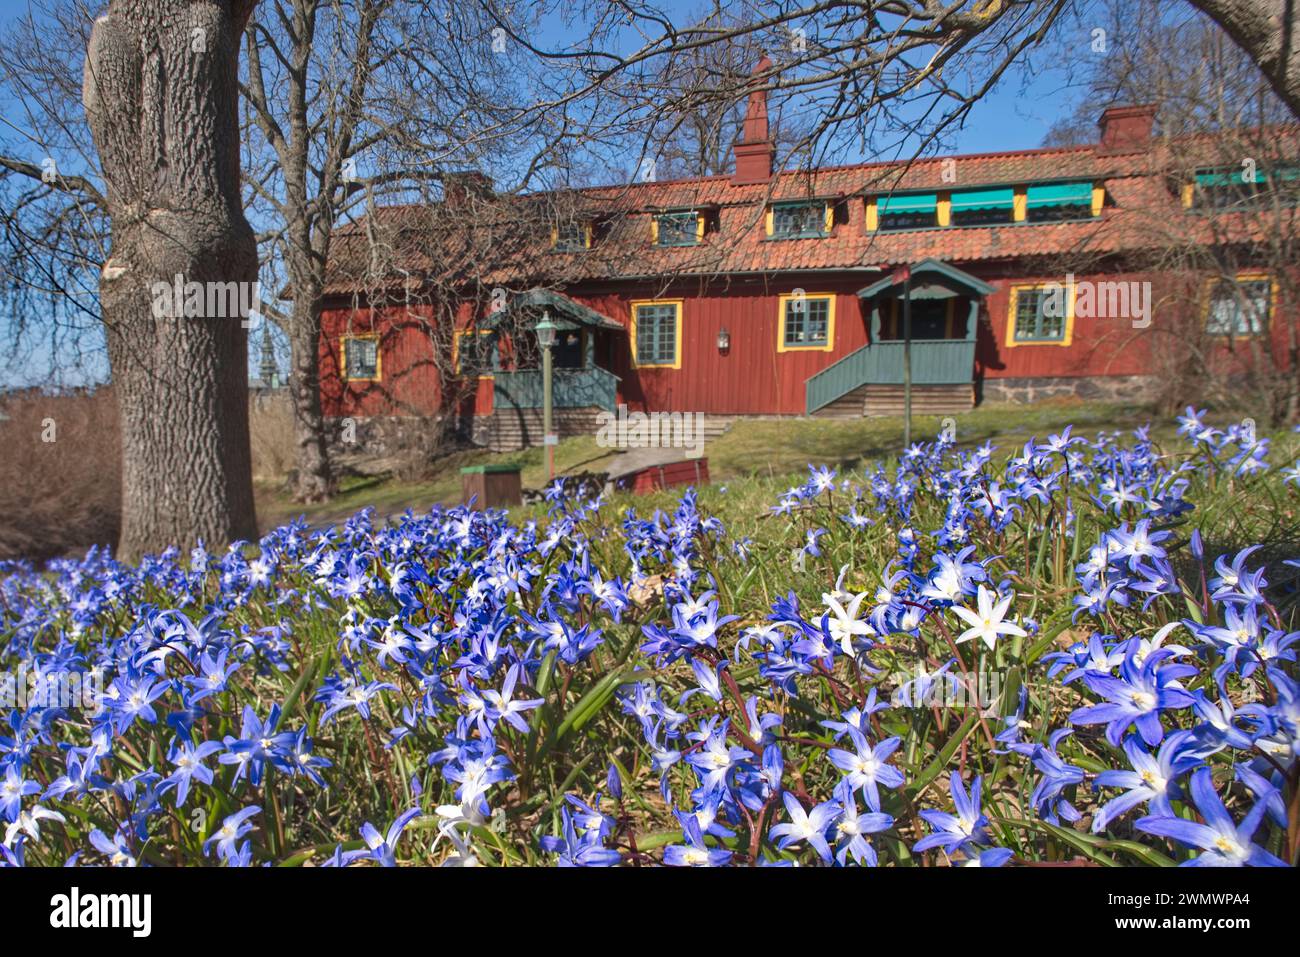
862;383;974;417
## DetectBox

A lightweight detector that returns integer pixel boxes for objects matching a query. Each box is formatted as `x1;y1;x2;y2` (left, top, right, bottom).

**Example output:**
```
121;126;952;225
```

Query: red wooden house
318;71;1298;450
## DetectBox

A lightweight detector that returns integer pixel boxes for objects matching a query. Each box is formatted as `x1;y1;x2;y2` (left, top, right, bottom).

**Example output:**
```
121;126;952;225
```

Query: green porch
805;259;995;415
480;288;623;414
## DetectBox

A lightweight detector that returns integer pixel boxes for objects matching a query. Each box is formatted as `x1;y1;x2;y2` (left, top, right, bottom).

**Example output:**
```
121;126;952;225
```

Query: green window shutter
950;187;1015;211
1025;181;1093;208
876;192;937;215
1195;167;1260;187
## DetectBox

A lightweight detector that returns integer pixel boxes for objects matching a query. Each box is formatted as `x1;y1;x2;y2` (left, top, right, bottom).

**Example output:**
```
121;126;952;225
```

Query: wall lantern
716;326;731;354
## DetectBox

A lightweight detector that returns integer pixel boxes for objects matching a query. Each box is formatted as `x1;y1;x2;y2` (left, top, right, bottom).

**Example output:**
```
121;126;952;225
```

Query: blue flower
769;791;841;863
663;816;732;867
914;772;989;856
826;726;904;811
1091;732;1202;832
1069;650;1196;746
163;738;224;807
1135;768;1286;867
356;808;422;867
203;806;261;864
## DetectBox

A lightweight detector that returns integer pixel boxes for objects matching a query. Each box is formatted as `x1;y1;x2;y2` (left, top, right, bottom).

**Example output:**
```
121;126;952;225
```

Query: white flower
823;591;874;657
950;585;1026;651
4;805;65;846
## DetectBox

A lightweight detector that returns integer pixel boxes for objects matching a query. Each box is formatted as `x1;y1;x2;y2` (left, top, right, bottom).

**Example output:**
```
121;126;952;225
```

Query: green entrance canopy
479;288;624;332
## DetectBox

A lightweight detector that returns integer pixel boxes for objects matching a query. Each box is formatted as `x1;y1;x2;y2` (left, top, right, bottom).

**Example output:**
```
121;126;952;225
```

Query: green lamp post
535;310;558;481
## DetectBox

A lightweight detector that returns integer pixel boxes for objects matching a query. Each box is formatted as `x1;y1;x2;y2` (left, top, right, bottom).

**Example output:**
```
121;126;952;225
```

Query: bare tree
1038;1;1298;422
1042;0;1290;146
0;1;107;388
1185;0;1300;116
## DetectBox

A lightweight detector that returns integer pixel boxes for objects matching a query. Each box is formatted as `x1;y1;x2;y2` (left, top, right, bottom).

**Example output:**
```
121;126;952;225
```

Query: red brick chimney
1096;105;1157;154
732;56;775;185
443;170;494;208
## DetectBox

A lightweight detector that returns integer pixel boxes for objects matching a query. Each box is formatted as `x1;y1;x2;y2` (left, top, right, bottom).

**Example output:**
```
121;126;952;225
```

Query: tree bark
84;0;260;561
287;275;335;501
1188;0;1300;117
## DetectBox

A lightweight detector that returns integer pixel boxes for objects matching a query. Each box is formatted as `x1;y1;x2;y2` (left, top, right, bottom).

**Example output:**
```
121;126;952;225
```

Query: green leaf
547;667;646;750
1008;817;1177;867
906;711;978;796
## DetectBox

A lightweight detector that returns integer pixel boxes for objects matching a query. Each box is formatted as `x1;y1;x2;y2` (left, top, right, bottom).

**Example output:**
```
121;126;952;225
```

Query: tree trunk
287;279;335;502
84;0;260;561
1188;0;1300;117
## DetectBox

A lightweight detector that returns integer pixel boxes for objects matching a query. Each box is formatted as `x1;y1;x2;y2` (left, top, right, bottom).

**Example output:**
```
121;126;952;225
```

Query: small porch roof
856;258;996;301
481;287;625;332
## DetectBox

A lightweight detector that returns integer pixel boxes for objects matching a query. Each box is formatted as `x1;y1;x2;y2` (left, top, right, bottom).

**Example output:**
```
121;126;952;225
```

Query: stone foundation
979;375;1160;405
324;414;452;459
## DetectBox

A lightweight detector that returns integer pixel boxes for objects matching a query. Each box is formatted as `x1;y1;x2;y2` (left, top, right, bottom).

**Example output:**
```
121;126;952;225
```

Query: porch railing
805;339;976;414
492;367;620;412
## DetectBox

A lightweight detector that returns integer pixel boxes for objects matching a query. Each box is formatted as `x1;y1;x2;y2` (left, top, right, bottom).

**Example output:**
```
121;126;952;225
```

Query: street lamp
535;311;558;481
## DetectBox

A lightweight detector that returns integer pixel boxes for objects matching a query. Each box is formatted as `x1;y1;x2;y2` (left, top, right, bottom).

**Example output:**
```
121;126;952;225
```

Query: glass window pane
636;304;677;363
773;203;824;237
346;338;378;378
656;212;697;246
784;297;830;346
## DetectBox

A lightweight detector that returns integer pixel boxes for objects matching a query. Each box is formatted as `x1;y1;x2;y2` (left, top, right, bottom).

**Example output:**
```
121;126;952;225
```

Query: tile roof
321;126;1299;297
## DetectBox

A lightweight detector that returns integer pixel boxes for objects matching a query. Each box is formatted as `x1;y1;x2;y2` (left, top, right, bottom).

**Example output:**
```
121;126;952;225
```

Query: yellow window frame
551;221;592;250
778;293;836;352
1202;271;1276;339
650;211;704;246
340;334;382;382
1006;282;1075;347
453;329;497;378
630;299;683;369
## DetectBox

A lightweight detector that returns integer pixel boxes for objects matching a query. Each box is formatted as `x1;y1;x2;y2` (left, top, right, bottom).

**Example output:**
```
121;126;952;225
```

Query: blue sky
0;1;1084;390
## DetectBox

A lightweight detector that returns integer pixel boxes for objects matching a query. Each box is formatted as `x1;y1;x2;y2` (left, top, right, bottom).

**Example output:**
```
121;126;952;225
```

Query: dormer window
874;193;938;231
950;187;1015;226
1187;164;1299;210
768;201;829;239
653;211;701;247
553;220;591;251
1025;181;1096;222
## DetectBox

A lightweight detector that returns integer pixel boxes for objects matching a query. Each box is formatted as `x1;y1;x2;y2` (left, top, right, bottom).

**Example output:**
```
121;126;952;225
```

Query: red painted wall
976;269;1158;381
320;267;1295;418
574;278;872;415
320;300;494;419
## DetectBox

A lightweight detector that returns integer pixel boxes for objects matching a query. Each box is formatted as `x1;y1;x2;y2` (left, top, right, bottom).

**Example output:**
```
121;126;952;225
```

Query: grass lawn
255;399;1167;532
